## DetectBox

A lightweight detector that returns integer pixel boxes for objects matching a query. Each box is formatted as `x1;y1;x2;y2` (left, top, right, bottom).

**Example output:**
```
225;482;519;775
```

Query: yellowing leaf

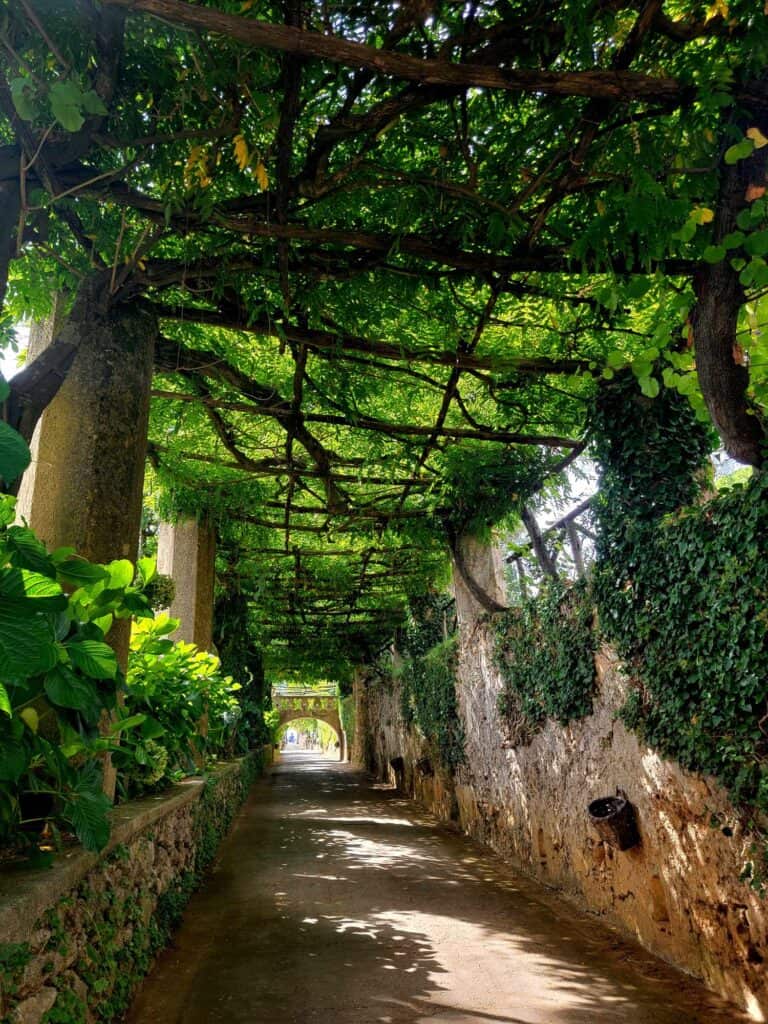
233;133;250;172
746;127;768;149
185;145;202;170
595;199;606;215
706;0;728;18
20;707;39;733
691;207;714;225
254;160;269;191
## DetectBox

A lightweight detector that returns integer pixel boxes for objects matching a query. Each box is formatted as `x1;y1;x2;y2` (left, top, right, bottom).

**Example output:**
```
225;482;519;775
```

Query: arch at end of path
276;713;347;762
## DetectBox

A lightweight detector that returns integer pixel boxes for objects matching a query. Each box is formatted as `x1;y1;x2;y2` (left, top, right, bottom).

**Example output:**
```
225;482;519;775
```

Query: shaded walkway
128;755;746;1023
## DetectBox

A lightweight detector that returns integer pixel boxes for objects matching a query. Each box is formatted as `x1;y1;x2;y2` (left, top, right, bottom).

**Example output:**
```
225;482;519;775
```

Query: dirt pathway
127;754;747;1023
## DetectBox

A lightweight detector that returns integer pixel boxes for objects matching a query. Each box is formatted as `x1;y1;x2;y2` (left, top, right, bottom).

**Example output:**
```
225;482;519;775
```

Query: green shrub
0;493;156;852
118;616;244;796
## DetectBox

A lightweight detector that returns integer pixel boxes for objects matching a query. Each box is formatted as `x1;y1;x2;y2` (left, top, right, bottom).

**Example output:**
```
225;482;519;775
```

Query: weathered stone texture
354;536;768;1020
156;516;216;651
0;755;261;1024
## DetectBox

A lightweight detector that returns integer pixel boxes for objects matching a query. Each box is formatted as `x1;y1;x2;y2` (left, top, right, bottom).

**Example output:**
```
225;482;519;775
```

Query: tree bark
103;0;681;101
521;506;559;579
0;180;19;315
691;101;768;468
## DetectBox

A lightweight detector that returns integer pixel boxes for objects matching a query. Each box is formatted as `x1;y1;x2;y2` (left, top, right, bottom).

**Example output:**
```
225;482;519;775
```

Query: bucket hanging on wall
588;792;641;851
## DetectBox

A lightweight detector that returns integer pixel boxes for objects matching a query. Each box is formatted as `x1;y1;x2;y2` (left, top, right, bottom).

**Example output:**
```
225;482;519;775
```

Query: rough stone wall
358;669;459;827
0;752;263;1024
355;539;768;1019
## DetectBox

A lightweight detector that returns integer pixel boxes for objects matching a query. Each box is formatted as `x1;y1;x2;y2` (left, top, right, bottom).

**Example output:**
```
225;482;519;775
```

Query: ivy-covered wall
0;752;263;1024
395;595;464;772
356;377;768;1016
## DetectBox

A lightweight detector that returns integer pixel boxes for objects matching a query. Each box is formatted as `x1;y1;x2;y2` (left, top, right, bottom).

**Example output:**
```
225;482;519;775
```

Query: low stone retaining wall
0;748;269;1024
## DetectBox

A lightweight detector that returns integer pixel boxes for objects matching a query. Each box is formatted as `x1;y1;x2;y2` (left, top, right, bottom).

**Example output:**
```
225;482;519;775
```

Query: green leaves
0;606;58;679
65;639;118;680
48;80;106;132
11;75;110;132
0;568;67;612
57;558;110;587
44;667;100;712
10;77;37;121
62;779;112;851
724;138;755;165
494;581;596;734
0;422;31;486
702;245;726;264
106;559;134;589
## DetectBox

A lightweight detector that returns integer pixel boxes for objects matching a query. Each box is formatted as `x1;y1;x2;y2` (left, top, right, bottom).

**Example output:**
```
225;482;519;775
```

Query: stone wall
0;750;267;1024
354;542;768;1020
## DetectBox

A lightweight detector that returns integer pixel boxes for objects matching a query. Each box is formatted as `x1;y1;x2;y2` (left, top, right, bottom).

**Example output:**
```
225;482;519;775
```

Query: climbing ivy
399;639;464;771
494;372;768;818
493;581;596;734
339;695;355;752
593;373;768;819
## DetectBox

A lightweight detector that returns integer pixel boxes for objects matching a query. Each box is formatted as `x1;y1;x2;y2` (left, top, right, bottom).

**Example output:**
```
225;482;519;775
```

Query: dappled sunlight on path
127;753;746;1023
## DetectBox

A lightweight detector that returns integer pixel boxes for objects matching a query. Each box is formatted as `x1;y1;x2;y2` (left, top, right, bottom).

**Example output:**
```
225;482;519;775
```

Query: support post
156;516;216;767
14;275;156;798
16;293;68;520
451;533;507;625
156;516;216;651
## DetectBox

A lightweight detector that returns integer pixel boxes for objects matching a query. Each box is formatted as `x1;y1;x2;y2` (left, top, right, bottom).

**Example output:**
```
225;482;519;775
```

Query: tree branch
102;0;682;101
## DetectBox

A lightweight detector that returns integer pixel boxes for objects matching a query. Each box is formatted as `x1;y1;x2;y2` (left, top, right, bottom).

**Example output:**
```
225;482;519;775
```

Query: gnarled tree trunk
692;89;768;468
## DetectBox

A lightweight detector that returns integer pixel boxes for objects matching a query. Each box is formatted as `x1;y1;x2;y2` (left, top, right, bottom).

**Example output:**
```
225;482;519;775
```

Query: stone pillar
13;277;156;799
351;667;371;769
17;278;155;656
451;533;506;627
16;292;68;522
155;516;216;651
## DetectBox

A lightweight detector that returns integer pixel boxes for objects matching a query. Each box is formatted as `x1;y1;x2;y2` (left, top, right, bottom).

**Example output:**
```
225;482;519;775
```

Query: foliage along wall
0;406;258;862
357;373;768;1014
0;754;261;1024
493;374;768;878
393;595;464;774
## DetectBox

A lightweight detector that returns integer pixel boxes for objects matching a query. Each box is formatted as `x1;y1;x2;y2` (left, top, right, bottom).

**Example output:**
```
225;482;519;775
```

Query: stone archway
272;690;346;761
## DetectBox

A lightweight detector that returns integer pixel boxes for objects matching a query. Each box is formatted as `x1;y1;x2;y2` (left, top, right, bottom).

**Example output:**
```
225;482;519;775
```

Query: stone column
351;667;370;769
14;276;156;798
16;292;67;522
156;516;216;769
451;532;506;626
18;277;155;654
155;516;216;651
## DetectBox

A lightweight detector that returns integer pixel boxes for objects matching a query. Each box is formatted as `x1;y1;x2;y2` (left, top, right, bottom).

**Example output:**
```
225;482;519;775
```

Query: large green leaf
137;557;156;585
0;606;59;679
0;568;67;612
44;667;100;712
106;559;134;589
9;77;37;121
57;558;110;587
63;783;111;851
65;639;118;680
49;80;85;132
0;422;31;485
6;526;57;578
